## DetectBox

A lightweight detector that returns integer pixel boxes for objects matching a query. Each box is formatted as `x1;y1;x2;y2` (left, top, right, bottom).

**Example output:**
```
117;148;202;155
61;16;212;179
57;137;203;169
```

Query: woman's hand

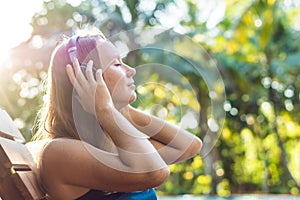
66;59;113;115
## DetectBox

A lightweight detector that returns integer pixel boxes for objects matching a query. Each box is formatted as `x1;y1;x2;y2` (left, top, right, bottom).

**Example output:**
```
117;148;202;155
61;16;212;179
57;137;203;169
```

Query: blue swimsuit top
76;188;157;200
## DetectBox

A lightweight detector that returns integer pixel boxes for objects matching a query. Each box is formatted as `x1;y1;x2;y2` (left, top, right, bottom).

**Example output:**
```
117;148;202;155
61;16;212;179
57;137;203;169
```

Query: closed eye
114;63;121;67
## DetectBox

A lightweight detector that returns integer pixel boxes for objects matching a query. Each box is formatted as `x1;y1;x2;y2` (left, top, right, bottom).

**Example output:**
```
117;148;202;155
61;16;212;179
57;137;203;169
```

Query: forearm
96;105;167;171
149;138;200;164
123;106;202;163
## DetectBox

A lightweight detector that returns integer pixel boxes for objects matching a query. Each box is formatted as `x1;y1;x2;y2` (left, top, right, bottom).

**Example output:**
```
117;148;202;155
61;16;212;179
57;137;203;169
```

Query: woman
35;31;202;200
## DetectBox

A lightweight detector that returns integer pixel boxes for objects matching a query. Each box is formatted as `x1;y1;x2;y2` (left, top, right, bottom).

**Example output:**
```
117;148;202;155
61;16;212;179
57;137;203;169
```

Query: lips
128;82;135;89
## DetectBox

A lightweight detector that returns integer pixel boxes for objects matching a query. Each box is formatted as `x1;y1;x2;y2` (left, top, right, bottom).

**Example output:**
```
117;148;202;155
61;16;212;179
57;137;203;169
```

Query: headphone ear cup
68;36;98;79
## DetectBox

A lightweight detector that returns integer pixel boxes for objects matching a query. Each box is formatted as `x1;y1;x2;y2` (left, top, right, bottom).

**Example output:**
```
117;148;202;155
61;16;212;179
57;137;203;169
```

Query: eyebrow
113;57;122;63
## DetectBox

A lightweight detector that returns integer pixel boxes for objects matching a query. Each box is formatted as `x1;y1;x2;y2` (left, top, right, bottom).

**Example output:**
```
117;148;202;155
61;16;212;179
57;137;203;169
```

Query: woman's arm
121;105;202;164
95;103;168;172
40;138;170;199
66;59;168;172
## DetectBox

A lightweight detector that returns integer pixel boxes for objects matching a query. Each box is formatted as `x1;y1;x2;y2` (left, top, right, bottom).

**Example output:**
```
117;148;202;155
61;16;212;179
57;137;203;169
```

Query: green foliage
209;0;300;195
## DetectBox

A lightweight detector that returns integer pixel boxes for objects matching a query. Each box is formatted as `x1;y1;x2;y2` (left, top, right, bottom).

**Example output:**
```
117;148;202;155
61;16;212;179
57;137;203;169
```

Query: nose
124;64;136;77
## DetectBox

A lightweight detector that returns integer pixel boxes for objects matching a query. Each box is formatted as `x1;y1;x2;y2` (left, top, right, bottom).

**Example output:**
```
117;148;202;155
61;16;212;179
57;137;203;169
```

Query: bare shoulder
42;137;82;152
41;138;77;160
40;138;89;168
39;138;93;199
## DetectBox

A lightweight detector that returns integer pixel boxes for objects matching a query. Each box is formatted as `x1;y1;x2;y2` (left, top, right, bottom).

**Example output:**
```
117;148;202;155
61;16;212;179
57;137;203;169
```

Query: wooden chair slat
0;109;25;143
0;137;35;169
12;171;45;200
0;170;24;200
0;110;47;200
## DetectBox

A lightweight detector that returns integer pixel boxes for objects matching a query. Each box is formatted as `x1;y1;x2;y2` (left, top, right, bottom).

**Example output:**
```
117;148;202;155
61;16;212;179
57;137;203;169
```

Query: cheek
103;72;122;93
103;75;114;94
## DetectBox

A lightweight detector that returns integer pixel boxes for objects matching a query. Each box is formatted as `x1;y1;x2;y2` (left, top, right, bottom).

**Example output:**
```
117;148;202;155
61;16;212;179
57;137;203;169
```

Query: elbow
193;137;202;155
156;166;170;186
129;167;170;191
159;166;170;183
176;137;202;163
147;167;170;188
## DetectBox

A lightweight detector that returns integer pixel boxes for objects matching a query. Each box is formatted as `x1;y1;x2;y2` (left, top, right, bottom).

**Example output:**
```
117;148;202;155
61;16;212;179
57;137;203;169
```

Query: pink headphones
67;35;79;63
67;35;97;76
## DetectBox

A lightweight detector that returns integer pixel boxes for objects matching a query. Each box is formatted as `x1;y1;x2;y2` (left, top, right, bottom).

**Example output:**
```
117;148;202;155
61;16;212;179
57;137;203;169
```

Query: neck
114;102;127;111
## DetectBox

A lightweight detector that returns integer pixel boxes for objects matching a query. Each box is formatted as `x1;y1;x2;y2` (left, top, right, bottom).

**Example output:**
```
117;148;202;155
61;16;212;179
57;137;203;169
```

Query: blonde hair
34;31;105;140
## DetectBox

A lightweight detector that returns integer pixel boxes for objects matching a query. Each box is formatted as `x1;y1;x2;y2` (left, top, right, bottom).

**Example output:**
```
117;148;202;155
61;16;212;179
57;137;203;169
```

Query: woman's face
94;39;136;109
102;57;136;109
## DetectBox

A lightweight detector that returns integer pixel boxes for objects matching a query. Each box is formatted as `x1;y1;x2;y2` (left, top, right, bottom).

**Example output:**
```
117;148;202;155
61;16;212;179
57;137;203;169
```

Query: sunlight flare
0;0;44;65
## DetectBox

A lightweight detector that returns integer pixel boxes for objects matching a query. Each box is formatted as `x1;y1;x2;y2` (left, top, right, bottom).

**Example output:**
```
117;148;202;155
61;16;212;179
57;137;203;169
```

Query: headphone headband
67;36;79;63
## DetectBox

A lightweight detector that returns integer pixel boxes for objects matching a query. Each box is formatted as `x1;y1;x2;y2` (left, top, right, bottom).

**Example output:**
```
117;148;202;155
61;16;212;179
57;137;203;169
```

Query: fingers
66;62;85;96
66;64;76;86
85;60;95;82
66;58;103;92
96;68;103;82
72;59;84;79
66;58;92;95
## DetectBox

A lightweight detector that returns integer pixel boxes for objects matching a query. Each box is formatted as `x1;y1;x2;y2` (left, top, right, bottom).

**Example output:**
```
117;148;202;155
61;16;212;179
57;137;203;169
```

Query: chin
115;94;136;109
129;93;137;104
